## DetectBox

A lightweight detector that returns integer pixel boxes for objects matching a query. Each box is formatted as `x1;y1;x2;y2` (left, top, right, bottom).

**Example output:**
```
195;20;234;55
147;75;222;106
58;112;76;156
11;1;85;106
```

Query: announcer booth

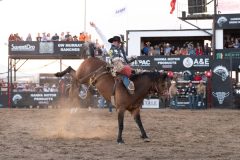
7;41;88;108
214;13;240;108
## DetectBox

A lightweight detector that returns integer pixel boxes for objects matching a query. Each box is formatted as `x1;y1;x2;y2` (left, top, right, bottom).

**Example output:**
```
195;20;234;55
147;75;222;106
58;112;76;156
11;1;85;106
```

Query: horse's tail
54;66;76;78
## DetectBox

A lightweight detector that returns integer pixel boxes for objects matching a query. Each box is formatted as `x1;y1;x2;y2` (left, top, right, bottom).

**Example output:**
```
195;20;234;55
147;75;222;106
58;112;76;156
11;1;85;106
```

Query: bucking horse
55;54;168;144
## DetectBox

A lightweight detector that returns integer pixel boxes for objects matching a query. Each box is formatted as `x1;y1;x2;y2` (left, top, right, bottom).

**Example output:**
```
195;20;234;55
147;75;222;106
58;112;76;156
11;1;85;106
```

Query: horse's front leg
133;108;150;142
117;109;125;144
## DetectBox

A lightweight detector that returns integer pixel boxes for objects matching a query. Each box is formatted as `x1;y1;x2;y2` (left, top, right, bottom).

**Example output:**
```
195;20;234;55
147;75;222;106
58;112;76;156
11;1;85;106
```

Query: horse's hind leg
133;108;150;142
117;109;125;144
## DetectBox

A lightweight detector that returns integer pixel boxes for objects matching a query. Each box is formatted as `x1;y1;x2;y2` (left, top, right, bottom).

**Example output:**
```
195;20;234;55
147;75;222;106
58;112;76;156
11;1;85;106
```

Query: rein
78;64;110;86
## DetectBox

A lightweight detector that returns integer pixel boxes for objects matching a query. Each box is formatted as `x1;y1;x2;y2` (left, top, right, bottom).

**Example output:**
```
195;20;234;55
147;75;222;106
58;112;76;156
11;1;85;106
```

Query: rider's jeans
121;75;130;89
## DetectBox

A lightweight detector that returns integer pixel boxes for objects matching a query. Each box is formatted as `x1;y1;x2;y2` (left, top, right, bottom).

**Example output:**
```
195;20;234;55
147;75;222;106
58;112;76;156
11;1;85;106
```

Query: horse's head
130;70;169;96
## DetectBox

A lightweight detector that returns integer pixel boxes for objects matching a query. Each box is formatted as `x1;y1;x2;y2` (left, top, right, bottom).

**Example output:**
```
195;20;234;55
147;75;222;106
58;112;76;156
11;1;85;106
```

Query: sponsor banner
9;41;85;57
215;49;240;70
9;41;39;54
216;14;240;29
131;56;153;70
54;41;84;55
12;92;59;107
211;60;233;107
0;92;8;108
130;55;211;71
142;99;159;109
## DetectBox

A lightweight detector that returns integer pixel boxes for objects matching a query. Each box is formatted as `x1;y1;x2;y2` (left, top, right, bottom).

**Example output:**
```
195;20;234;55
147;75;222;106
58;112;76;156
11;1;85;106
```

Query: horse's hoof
54;73;60;77
117;139;125;144
143;138;151;142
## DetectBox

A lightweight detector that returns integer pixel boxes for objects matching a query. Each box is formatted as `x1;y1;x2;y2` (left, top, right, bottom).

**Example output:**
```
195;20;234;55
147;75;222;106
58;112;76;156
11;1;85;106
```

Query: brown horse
55;57;168;143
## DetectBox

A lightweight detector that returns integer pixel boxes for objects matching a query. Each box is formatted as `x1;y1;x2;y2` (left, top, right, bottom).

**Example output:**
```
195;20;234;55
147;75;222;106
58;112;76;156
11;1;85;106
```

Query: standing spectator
101;45;108;56
14;33;22;41
196;45;203;55
8;34;15;41
196;80;206;109
60;32;65;41
98;95;105;109
203;43;211;55
169;81;178;110
65;32;71;40
25;33;32;41
51;33;60;41
154;45;160;55
141;42;151;56
41;32;47;41
174;46;181;55
233;38;240;48
188;43;196;55
180;47;188;55
185;81;197;110
164;43;171;56
46;33;51;41
36;33;42;41
106;101;113;113
148;46;155;56
159;44;165;55
73;35;78;41
79;32;85;43
170;45;176;55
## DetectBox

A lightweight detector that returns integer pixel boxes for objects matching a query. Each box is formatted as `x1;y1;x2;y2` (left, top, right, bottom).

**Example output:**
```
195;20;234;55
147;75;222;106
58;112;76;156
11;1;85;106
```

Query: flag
115;6;126;15
170;0;176;14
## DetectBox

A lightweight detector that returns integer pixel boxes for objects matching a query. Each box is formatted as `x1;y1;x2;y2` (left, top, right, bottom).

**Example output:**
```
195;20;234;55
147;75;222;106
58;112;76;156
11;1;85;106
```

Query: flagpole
84;0;87;32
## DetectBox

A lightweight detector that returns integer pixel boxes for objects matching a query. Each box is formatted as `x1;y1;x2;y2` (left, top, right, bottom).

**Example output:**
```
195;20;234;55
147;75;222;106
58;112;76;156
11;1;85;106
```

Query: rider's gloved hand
129;55;137;63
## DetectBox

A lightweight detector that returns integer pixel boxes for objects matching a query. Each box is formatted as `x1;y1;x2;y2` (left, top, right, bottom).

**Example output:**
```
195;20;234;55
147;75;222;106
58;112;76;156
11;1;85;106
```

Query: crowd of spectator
224;36;240;49
141;41;212;56
8;31;109;57
8;31;93;43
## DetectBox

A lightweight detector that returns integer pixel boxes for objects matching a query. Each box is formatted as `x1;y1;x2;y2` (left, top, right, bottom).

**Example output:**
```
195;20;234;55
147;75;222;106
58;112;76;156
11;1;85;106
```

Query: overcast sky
0;0;239;79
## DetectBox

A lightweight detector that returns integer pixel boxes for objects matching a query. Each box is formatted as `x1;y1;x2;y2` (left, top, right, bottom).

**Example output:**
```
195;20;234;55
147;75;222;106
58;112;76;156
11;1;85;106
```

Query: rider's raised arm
90;22;111;51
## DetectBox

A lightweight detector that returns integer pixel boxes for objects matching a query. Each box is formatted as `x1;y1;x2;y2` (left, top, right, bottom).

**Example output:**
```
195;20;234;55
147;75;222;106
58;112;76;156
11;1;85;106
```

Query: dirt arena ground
0;108;240;160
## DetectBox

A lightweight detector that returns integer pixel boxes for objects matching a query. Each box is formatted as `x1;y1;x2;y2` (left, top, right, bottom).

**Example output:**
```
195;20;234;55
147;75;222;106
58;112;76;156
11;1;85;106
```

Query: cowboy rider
108;35;136;94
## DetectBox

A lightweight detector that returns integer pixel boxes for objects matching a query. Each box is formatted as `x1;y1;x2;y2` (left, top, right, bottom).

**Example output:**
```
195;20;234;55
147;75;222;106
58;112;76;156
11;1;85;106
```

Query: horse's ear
160;72;168;80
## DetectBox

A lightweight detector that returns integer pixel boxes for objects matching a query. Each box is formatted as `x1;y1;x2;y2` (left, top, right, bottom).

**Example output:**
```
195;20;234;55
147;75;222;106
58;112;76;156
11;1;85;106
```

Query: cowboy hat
108;36;121;43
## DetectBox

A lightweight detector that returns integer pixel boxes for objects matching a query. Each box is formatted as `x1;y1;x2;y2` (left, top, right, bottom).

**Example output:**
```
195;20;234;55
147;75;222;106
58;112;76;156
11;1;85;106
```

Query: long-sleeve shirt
92;25;111;51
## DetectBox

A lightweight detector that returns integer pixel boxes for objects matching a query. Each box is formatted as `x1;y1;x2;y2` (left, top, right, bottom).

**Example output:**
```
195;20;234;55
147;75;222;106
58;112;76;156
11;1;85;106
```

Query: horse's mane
130;71;167;82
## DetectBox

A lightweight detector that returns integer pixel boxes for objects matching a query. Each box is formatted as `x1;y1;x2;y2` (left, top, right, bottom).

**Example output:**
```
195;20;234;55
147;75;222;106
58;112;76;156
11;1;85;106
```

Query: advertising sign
130;55;212;71
12;92;59;107
8;41;85;59
216;14;240;29
142;99;159;109
211;60;233;107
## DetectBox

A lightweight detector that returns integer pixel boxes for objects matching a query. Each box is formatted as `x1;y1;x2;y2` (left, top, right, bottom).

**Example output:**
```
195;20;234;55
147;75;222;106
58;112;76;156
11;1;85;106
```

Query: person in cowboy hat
108;35;136;94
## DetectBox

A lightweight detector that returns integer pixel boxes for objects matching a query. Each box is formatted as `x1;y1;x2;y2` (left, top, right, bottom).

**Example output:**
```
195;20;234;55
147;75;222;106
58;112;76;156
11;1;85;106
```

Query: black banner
211;60;233;108
9;41;85;58
216;14;240;29
53;41;85;55
9;41;39;55
130;55;212;71
0;92;8;108
11;92;59;107
215;49;240;70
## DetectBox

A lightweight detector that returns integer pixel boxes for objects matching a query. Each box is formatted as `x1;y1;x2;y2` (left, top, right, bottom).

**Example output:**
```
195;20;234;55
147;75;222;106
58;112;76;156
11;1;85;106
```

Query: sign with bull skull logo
212;92;230;105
